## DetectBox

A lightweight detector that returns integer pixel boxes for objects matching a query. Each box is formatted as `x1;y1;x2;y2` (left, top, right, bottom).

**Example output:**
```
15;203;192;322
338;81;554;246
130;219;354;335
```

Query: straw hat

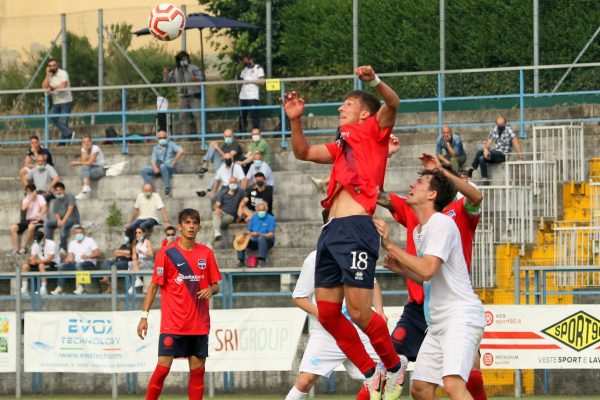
233;231;250;251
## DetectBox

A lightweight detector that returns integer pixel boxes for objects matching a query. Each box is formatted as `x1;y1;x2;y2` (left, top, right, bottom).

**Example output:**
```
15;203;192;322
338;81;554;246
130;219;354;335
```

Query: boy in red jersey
137;208;221;400
281;66;405;400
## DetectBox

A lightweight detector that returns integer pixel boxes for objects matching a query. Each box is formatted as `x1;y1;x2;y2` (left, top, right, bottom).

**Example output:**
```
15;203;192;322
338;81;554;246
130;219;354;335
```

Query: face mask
158;138;168;146
75;233;84;242
243;62;252;68
255;180;265;187
224;137;233;145
497;125;505;134
180;60;189;67
34;239;44;246
229;184;238;191
224;158;233;167
252;135;260;142
253;160;263;168
166;234;175;241
122;236;130;244
144;192;152;198
257;211;267;219
136;235;144;242
36;164;46;170
55;193;65;199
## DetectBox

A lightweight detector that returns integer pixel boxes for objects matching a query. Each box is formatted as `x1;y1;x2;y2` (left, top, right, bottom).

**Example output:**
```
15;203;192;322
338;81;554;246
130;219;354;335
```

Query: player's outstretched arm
355;66;400;129
137;282;159;340
376;191;394;212
383;254;424;284
280;91;333;164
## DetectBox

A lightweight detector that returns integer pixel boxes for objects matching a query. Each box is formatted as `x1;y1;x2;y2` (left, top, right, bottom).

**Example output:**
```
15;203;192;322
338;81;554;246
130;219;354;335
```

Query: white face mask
229;184;239;191
252;135;260;142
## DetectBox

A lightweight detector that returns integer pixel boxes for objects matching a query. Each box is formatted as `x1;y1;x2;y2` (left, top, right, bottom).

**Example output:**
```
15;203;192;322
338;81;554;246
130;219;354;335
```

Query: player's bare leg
443;375;473;400
411;380;438;400
188;356;206;400
285;372;319;400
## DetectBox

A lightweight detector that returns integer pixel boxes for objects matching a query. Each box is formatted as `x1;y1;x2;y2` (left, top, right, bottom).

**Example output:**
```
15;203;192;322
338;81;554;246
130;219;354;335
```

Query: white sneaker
50;286;64;295
382;356;408;400
127;285;134;295
75;192;88;200
213;230;222;242
59;248;67;259
81;185;92;193
20;286;29;296
134;278;143;288
39;286;47;296
73;285;86;295
364;364;385;400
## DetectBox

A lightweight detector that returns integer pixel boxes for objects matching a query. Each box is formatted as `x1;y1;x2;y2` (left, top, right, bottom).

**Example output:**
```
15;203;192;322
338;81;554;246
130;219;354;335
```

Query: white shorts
299;330;380;380
411;319;483;387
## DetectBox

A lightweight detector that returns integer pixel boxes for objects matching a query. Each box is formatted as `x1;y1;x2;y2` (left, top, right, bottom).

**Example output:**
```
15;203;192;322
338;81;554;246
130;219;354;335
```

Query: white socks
285;386;308;400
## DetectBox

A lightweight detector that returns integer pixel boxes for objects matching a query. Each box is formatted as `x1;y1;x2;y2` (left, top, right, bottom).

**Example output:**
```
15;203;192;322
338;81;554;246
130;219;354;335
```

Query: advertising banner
0;312;17;373
24;308;306;373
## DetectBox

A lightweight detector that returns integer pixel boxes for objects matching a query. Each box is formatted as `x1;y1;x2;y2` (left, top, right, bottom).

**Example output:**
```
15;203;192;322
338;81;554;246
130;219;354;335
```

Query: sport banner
0;312;17;372
481;305;600;369
24;308;306;373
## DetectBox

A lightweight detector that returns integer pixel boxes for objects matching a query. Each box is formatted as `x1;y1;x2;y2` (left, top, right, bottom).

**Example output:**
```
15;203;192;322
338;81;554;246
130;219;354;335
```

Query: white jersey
415;213;484;326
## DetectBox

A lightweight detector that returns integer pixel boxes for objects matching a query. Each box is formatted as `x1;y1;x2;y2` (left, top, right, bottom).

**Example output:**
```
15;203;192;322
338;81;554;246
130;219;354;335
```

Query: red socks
363;312;401;370
317;301;377;374
188;367;205;400
146;364;170;400
356;384;370;400
466;370;487;400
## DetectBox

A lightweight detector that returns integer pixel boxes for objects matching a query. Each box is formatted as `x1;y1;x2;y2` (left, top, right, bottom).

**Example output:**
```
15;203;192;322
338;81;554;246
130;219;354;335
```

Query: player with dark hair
375;162;485;400
137;208;221;400
281;65;405;400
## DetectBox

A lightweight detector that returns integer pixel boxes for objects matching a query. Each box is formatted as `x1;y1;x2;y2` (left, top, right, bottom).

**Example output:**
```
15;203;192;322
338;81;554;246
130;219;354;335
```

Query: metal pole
98;9;104;112
533;0;539;94
513;256;522;398
519;69;526;138
437;73;443;137
61;13;67;70
15;267;22;399
552;25;600;93
121;88;128;154
352;0;358;89
266;0;272;105
439;0;445;97
111;265;118;398
181;4;187;52
44;95;50;147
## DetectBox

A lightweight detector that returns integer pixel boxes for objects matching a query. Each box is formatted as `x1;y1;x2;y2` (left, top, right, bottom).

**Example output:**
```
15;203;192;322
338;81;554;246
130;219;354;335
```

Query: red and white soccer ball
148;4;186;41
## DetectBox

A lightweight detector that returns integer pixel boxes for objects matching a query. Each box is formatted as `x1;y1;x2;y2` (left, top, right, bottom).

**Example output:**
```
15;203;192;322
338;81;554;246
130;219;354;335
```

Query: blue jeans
45;219;77;250
471;149;506;178
50;102;73;140
140;164;177;191
103;260;130;270
81;165;105;180
237;236;275;263
57;261;98;289
128;218;159;236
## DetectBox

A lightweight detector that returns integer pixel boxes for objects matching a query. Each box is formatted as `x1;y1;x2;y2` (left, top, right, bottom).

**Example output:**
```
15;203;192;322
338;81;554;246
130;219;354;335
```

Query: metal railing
505;160;558;219
479;185;535;244
471;225;496;288
552;224;600;287
0;62;599;153
532;124;585;182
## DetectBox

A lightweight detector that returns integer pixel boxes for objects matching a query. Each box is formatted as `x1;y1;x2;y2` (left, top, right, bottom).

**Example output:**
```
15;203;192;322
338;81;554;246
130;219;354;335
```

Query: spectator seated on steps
100;230;134;294
126;183;171;237
128;227;155;294
9;183;47;256
70;135;107;200
20;231;60;296
238;172;273;222
44;181;80;254
211;177;246;245
236;200;276;267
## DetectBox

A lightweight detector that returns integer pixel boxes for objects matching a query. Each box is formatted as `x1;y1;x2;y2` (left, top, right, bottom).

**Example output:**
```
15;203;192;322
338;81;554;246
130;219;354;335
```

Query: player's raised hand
355;65;376;82
137;318;148;340
419;153;442;171
279;91;305;121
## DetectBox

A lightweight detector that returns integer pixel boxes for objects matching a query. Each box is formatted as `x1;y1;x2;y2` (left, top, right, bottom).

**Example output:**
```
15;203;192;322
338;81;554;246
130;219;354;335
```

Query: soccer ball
148;4;186;41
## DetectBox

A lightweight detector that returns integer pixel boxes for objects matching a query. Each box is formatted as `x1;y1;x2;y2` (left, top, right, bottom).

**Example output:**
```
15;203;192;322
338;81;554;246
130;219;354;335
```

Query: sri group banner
24;308;306;373
481;305;600;369
0;312;17;372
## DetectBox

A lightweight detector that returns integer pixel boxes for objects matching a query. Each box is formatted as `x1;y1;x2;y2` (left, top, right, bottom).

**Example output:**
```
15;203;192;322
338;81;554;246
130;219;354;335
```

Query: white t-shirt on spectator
415;213;484;326
31;239;60;265
49;69;73;104
82;145;106;167
68;237;99;265
245;162;274;187
214;164;245;187
239;64;265;100
134;192;165;222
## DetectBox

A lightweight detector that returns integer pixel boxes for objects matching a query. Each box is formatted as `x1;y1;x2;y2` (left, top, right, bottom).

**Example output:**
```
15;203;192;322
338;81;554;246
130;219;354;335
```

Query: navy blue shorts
391;302;427;361
315;215;379;289
158;334;209;358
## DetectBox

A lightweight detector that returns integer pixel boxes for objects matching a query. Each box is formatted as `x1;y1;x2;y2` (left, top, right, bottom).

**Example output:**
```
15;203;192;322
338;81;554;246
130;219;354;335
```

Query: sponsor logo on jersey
174;273;203;285
355;271;364;281
542;311;600;351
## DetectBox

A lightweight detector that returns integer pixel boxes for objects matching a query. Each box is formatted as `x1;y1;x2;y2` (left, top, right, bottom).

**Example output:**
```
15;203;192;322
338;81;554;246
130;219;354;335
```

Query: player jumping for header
281;66;405;400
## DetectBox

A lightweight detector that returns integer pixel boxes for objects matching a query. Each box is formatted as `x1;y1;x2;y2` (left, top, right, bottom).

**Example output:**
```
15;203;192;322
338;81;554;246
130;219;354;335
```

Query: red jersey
151;241;222;335
323;114;392;216
388;195;480;304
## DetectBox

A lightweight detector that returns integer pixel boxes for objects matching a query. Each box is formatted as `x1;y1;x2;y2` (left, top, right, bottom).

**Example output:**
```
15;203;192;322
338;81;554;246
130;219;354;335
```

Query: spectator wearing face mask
241;150;274;190
140;130;185;197
100;231;134;294
127;183;171;236
163;50;205;135
211;177;246;244
129;227;155;294
161;225;178;248
237;200;275;267
19;135;54;188
238;172;273;222
196;153;245;199
198;129;244;176
45;181;80;254
240;128;271;173
51;225;100;295
26;154;60;201
467;116;523;181
20;231;60;295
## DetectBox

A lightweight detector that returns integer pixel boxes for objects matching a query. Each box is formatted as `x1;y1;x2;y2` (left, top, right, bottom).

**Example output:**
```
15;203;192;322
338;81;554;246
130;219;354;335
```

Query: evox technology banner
24;309;306;373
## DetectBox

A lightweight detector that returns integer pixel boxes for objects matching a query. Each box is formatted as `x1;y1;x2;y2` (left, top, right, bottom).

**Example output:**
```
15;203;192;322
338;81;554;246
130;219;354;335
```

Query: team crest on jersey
445;209;457;218
198;259;207;270
156;267;164;276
